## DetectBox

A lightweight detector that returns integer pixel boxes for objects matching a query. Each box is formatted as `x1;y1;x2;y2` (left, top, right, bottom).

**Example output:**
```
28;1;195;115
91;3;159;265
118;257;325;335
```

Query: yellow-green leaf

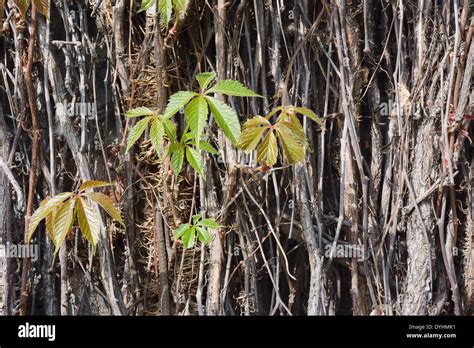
76;197;101;252
293;106;323;125
256;130;278;166
53;197;76;254
86;192;125;227
28;192;73;242
237;116;271;151
276;125;306;164
79;180;111;192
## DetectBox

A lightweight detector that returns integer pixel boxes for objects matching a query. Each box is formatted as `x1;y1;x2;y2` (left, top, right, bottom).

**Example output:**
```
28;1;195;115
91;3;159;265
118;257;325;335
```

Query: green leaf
186;146;205;178
293;106;323;125
125;116;152;153
276;125;306;164
158;0;173;27
181;227;196;249
53;197;76;254
76;197;101;253
196;72;216;91
28;192;73;242
185;95;208;145
86;192;125;227
196;226;212;244
171;145;184;176
174;223;192;238
206;80;262;97
125;106;154;118
150;117;165;155
164;91;196;118
237;116;270;151
138;0;155;12
206;96;241;144
199;218;221;229
79;180;111;192
257;130;278;166
199;140;218;155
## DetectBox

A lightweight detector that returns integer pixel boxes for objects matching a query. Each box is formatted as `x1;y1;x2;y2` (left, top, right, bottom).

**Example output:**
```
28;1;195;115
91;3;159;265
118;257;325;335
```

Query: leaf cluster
237;106;323;167
174;214;221;249
126;71;260;178
27;181;124;253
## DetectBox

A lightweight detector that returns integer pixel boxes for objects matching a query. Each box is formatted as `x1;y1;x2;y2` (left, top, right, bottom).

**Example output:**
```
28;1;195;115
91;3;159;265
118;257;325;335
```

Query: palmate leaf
181;226;196;249
76;197;101;253
162;118;177;141
196;72;216;91
171;145;184;176
256;131;278;167
79;180;111;192
206;80;262;98
158;0;173;27
185;95;208;145
125;116;153;153
86;192;125;227
27;192;73;242
205;96;241;144
53;197;76;254
150;117;165;155
164;91;196;118
186;146;205;178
